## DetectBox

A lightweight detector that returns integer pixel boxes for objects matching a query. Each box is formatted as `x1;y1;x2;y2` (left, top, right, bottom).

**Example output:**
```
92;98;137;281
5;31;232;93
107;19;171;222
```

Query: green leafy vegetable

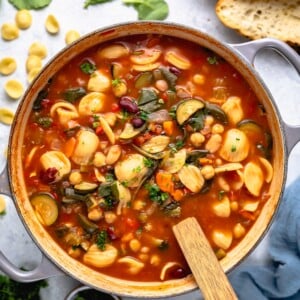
123;0;169;20
145;183;168;205
96;230;108;251
207;56;218;65
84;0;114;8
37;116;53;129
0;273;47;300
143;157;154;168
63;87;86;103
8;0;52;10
80;60;96;75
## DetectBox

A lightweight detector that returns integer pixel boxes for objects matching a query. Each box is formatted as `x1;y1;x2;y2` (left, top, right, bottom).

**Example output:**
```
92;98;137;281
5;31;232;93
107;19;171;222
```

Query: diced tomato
95;126;103;135
111;103;120;112
125;217;140;231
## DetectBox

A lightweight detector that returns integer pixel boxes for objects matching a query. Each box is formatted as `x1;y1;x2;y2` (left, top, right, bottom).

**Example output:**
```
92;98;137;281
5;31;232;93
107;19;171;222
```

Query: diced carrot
198;157;213;165
171;189;184;201
63;137;76;158
156;171;174;193
163;120;174;136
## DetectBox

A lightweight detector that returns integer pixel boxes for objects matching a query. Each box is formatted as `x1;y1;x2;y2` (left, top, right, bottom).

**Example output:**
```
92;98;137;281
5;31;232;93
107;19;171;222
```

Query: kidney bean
169;267;188;279
119;96;139;114
169;66;181;76
131;116;145;128
40;167;58;184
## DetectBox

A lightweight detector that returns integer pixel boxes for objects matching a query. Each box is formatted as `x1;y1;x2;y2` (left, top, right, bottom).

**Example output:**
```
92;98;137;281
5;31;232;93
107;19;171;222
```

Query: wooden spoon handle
173;217;237;300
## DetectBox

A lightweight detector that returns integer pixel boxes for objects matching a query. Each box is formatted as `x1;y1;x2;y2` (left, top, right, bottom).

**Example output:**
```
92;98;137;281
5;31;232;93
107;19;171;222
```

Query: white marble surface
0;0;300;299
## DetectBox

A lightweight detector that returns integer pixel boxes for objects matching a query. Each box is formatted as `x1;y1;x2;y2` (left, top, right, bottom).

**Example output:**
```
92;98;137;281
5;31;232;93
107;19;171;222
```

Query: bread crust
216;0;300;46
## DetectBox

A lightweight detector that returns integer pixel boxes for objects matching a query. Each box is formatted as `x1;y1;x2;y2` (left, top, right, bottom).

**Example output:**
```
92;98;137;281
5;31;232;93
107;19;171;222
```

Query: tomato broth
22;34;273;282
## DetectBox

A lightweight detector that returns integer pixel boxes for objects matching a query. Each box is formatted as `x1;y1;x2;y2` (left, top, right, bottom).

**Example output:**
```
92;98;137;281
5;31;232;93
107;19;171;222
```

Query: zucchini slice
176;99;204;125
119;122;146;140
30;193;58;226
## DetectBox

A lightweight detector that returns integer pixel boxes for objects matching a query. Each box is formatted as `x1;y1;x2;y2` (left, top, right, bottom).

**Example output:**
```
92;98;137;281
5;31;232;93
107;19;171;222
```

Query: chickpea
112;80;127;98
133;199;146;211
230;201;239;212
212;123;224;134
140;246;150;253
155;79;168;91
88;207;103;221
104;211;117;224
192;74;205;85
201;165;215;180
129;239;141;253
69;171;82;185
68;246;81;258
205;115;214;126
205;134;222;153
150;254;161;266
190;132;205;148
138;254;149;262
233;223;246;239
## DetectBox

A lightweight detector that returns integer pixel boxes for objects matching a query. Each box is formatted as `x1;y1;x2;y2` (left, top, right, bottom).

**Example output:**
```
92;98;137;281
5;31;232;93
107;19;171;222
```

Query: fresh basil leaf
123;0;169;20
84;0;114;8
8;0;52;10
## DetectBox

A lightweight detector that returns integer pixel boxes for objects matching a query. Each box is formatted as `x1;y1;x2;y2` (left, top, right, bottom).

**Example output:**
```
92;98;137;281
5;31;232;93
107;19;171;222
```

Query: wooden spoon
173;217;238;300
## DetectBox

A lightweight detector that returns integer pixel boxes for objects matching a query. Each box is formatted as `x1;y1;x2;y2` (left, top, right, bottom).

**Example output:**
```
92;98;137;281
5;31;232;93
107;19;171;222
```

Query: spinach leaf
84;0;114;8
123;0;169;20
8;0;52;10
63;87;86;103
0;273;47;299
187;109;205;131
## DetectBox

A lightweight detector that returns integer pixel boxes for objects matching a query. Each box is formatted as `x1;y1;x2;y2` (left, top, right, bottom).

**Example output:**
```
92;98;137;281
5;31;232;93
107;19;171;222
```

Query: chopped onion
148;109;172;123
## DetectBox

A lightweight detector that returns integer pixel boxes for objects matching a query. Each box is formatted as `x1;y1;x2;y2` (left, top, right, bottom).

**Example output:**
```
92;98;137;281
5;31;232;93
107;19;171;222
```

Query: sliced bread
215;0;300;46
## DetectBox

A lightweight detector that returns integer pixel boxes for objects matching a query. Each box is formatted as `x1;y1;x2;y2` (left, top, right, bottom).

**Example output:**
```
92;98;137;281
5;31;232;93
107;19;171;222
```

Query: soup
22;34;273;282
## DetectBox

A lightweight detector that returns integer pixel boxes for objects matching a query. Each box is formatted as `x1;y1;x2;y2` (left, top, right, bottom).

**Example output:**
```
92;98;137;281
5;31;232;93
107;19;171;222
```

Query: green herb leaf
8;0;52;10
80;61;96;75
145;183;168;205
96;230;108;251
84;0;114;9
143;157;154;168
207;56;218;65
123;0;169;20
37;116;53;129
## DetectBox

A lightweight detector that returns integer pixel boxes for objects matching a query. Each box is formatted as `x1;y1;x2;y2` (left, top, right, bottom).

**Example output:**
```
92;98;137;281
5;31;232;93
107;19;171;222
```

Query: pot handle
0;165;64;282
231;38;300;154
0;251;63;282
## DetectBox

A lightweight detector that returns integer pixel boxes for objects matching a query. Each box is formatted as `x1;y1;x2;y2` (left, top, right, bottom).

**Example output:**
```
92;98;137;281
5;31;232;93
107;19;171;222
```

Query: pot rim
7;21;287;298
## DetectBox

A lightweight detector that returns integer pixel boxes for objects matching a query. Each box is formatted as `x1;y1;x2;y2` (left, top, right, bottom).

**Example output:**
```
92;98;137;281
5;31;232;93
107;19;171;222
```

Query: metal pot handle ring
231;38;300;154
0;165;63;282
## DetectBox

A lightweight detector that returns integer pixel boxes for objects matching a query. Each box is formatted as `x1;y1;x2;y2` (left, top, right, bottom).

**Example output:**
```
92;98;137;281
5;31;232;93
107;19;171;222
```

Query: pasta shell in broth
71;130;99;165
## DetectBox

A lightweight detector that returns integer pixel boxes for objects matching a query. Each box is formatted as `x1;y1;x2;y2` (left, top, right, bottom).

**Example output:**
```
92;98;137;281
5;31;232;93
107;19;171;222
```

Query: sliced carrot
63;137;76;158
163;120;174;136
156;171;174;193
